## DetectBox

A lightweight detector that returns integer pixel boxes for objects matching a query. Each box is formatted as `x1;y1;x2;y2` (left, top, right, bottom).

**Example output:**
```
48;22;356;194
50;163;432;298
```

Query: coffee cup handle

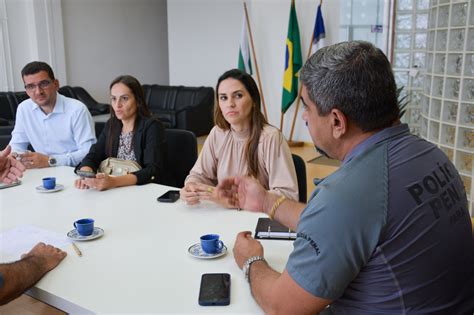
73;222;77;229
217;240;224;251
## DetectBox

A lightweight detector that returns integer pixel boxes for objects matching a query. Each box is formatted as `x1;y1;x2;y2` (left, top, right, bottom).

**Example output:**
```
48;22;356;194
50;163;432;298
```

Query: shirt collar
342;123;410;165
32;93;64;114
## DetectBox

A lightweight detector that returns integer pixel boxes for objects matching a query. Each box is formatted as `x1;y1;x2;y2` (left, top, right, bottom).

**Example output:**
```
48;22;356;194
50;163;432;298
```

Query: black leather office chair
163;129;198;188
94;121;106;137
0;91;29;126
0;135;11;149
142;85;214;136
58;86;109;116
471;217;474;239
292;154;307;203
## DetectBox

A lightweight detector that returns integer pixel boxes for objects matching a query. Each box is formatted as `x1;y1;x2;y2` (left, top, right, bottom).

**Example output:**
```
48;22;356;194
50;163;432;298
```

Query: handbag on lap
98;158;142;176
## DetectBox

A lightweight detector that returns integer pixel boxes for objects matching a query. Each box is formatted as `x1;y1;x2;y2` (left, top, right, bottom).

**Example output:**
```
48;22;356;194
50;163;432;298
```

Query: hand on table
18;151;49;169
218;176;268;213
21;242;67;272
180;182;202;205
75;169;115;191
0;145;25;184
74;166;94;189
233;231;264;269
83;173;115;191
180;182;238;208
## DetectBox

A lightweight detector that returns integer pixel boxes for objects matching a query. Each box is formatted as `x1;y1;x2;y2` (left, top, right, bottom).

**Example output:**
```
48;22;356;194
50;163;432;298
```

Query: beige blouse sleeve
184;127;219;186
259;127;299;202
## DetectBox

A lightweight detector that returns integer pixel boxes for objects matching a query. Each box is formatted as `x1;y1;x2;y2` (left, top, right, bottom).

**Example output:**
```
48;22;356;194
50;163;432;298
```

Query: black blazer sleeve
75;120;110;172
132;117;165;185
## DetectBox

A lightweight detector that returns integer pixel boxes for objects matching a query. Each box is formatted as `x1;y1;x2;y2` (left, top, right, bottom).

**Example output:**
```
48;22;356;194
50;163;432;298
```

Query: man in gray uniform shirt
219;41;474;314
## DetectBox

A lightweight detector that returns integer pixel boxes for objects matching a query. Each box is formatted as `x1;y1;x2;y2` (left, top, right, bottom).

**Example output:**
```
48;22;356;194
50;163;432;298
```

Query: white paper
0;225;70;261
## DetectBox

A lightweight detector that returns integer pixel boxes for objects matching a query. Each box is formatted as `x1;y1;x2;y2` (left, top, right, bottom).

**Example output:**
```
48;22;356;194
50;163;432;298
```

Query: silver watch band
243;256;265;282
48;156;57;167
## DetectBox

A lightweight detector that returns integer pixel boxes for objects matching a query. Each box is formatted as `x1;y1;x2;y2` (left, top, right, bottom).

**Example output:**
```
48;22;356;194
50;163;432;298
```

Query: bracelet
243;256;265;283
268;195;286;220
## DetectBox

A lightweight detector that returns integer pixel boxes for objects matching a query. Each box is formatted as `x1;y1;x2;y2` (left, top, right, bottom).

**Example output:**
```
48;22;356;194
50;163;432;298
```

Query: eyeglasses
24;80;52;91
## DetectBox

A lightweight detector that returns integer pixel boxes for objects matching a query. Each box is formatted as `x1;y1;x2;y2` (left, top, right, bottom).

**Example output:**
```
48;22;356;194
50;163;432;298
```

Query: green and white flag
281;0;302;114
238;13;252;74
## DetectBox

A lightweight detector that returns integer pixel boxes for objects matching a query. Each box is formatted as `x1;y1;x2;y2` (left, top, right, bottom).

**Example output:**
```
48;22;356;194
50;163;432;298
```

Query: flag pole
244;1;268;121
288;37;314;146
288;1;321;146
280;110;285;131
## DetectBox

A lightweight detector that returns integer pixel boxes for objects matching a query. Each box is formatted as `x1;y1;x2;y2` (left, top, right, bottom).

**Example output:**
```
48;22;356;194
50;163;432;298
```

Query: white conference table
0;167;294;314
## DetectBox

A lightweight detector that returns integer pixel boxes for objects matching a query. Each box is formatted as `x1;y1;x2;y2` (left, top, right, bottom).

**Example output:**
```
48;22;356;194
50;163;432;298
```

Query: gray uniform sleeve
286;143;389;300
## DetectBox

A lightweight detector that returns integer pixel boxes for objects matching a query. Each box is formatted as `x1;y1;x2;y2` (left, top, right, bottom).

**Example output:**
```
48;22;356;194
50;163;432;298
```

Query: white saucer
67;227;104;241
188;243;227;259
35;184;64;193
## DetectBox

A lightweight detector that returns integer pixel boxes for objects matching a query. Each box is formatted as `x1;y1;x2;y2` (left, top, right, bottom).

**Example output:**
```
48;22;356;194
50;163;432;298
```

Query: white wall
168;0;340;142
1;0;168;103
3;0;341;142
3;0;66;90
62;0;169;103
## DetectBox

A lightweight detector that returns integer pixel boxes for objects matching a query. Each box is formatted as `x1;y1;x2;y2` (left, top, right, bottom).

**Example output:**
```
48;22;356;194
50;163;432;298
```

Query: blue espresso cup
74;218;95;236
200;234;224;254
42;177;56;190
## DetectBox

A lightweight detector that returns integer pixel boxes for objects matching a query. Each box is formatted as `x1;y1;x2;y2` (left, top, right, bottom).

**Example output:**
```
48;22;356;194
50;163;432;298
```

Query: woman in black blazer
75;75;165;191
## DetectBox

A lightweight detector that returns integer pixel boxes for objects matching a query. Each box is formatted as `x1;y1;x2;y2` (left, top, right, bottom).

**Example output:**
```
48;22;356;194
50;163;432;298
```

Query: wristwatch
48;156;57;167
243;256;265;282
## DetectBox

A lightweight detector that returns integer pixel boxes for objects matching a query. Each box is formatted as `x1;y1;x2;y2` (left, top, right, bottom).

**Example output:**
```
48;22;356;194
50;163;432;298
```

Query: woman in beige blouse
180;69;298;207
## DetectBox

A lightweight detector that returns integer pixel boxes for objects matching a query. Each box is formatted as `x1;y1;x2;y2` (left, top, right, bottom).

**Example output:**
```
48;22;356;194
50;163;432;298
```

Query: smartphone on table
198;273;231;306
157;190;180;203
0;181;21;189
76;170;97;178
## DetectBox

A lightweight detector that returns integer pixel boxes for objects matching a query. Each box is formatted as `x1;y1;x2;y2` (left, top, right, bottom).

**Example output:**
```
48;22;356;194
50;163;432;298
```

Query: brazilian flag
282;0;302;114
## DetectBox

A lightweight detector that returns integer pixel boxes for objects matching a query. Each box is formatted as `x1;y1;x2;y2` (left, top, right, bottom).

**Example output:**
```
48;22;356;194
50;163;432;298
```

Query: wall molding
0;0;66;90
0;0;14;90
32;0;67;84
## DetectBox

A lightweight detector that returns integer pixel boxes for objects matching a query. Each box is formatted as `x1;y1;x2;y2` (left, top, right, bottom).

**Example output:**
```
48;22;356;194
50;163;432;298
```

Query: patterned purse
98;158;142;176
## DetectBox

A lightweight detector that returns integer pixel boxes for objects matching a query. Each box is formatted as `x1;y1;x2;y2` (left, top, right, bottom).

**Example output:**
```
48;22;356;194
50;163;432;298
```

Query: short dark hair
21;61;55;80
300;41;399;132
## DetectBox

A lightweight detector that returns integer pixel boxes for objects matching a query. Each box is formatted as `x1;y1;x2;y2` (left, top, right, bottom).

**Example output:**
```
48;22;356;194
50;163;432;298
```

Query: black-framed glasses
24;80;52;91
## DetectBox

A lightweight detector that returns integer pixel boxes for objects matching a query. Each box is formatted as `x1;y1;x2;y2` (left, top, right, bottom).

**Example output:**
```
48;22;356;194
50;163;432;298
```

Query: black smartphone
198;273;231;306
157;190;180;203
76;170;97;178
0;180;21;189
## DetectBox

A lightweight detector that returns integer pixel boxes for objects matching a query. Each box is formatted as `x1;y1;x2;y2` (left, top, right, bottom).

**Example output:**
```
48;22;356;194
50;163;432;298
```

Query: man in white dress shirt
10;61;96;168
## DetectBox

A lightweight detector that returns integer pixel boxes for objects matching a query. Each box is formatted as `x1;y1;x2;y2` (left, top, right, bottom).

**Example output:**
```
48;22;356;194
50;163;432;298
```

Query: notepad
254;218;296;240
0;225;70;260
